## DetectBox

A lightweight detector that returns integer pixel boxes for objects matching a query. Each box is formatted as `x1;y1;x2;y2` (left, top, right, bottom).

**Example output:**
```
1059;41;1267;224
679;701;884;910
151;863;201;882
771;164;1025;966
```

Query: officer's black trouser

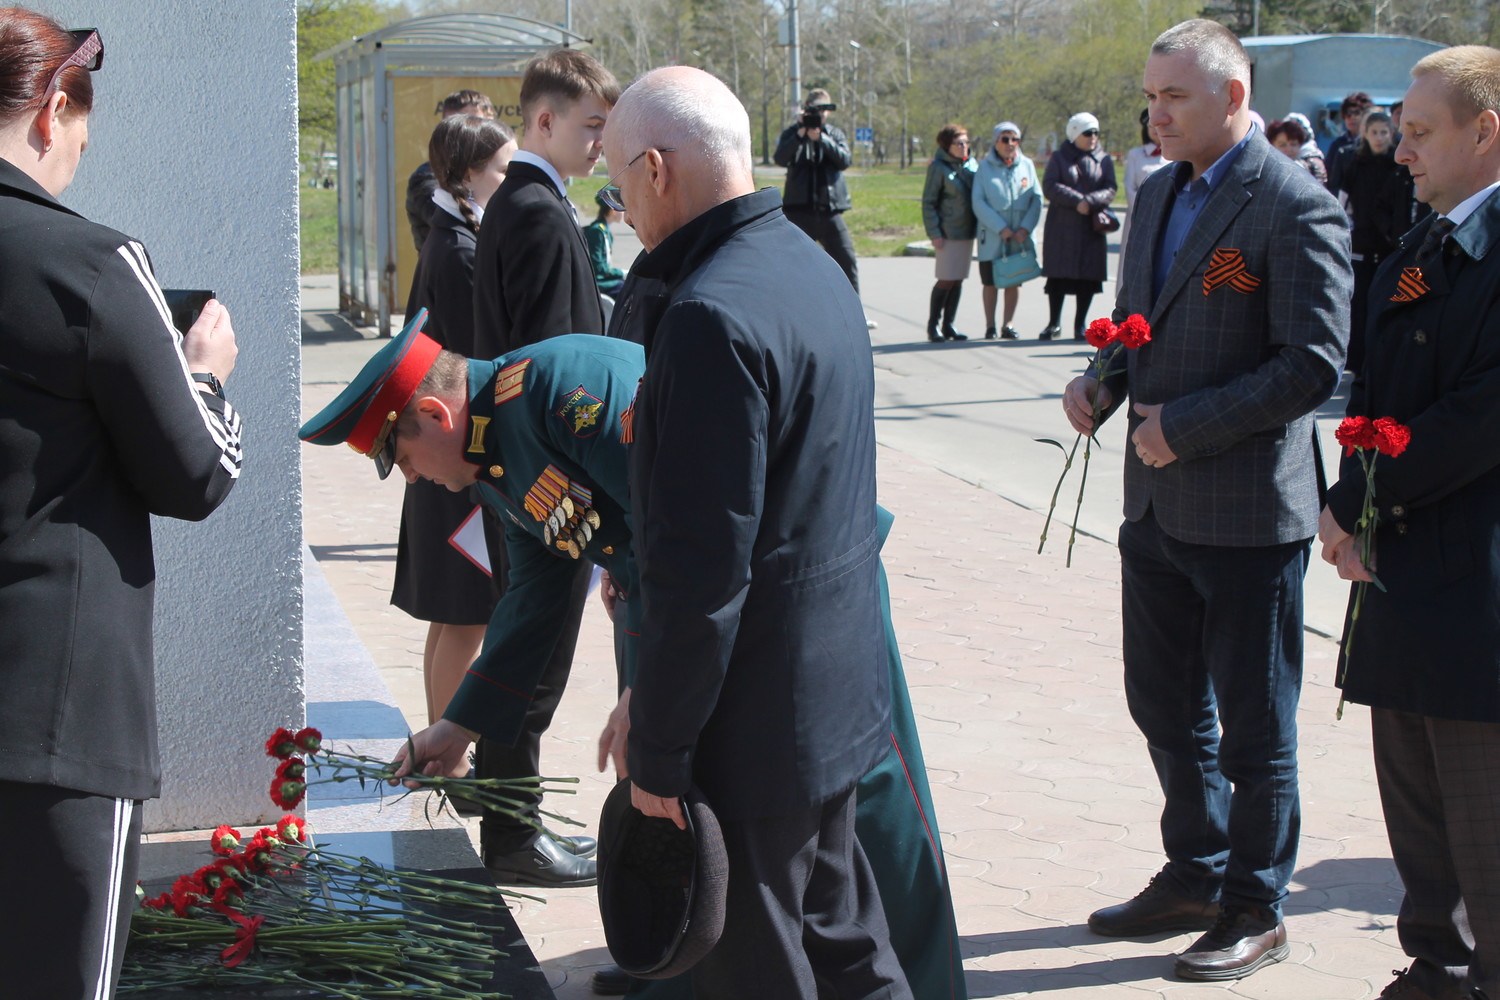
476;557;593;855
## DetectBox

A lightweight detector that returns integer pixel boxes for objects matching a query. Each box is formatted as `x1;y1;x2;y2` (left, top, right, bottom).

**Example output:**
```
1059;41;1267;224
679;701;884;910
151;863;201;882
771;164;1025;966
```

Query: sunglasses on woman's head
42;29;103;103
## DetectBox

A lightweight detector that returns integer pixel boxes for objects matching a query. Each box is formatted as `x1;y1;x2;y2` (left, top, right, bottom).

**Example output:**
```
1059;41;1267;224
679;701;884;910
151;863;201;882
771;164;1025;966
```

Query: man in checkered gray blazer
1062;19;1351;981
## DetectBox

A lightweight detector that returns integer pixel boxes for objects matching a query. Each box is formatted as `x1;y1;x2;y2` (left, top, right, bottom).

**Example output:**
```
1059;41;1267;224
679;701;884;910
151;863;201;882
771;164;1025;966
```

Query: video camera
800;102;836;130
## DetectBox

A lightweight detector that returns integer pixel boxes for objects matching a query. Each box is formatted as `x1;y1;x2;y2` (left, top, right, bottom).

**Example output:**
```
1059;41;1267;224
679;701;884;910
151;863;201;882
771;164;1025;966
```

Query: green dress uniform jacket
442;336;644;741
1328;192;1500;722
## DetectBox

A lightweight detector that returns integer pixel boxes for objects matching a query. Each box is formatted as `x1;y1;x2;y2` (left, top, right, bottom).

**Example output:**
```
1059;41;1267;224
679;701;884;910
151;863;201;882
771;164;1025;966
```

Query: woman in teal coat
972;121;1041;340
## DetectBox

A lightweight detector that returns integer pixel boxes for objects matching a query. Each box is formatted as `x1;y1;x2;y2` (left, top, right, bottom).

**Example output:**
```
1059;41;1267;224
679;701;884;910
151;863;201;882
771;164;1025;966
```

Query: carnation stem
1038;433;1082;555
1066;432;1096;569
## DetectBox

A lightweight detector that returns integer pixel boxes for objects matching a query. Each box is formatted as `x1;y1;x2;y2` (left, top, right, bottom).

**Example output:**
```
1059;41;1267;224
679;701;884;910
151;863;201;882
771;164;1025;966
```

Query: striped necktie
1417;216;1455;264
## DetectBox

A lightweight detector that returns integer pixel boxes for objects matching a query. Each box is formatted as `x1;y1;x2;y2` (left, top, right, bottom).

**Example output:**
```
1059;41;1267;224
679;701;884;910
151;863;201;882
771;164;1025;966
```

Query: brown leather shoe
1088;874;1220;937
1174;904;1289;980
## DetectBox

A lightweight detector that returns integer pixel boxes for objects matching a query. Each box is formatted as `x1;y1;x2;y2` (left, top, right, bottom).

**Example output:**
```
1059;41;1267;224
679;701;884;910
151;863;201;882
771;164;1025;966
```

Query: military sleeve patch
555;384;605;438
494;359;531;406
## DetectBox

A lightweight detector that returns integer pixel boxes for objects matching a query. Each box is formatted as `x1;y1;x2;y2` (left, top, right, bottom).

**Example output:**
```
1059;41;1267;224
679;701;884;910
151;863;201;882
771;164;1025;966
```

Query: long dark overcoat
1328;195;1500;723
1041;140;1116;282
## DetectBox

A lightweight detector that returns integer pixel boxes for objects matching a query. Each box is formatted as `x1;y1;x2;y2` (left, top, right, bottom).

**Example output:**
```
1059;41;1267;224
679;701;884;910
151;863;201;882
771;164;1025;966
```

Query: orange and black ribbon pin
1390;267;1429;303
1202;248;1262;296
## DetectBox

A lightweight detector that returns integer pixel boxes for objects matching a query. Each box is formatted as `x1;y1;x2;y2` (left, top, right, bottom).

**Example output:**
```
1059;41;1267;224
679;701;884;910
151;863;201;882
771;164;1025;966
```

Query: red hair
0;8;95;125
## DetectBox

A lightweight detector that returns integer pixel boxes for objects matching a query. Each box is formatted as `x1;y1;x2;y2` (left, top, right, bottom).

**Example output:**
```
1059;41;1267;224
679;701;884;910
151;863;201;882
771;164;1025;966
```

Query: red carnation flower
210;824;242;856
1084;317;1117;349
211;879;244;908
1372;416;1412;458
269;777;306;810
1335;416;1377;456
293;726;322;755
264;727;298;759
275;757;305;782
1117;313;1152;349
276;815;307;843
241;834;276;874
140;893;170;912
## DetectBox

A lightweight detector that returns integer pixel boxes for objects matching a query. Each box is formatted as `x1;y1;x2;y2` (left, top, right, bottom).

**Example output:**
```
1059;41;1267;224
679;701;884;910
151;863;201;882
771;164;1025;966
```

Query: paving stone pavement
299;278;1408;1000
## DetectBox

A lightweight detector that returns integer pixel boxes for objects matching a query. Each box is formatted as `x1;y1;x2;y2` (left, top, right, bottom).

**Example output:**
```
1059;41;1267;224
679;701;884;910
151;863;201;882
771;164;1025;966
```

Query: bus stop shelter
319;13;589;336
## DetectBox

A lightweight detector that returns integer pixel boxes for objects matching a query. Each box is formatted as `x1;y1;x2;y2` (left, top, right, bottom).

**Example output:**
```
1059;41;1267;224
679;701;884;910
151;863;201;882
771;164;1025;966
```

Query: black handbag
1092;207;1121;234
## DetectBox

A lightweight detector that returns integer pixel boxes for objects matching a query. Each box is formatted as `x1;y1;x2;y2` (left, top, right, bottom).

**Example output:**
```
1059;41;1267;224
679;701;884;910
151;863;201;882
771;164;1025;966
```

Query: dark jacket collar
1451;187;1500;262
633;188;782;288
0;156;78;217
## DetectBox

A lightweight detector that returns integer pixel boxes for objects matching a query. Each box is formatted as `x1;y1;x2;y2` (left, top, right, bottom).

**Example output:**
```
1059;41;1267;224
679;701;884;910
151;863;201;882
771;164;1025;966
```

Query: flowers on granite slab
122;816;522;998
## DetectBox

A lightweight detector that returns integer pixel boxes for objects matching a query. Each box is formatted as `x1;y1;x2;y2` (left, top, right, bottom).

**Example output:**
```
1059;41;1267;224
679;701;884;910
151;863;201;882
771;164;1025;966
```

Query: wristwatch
191;372;225;399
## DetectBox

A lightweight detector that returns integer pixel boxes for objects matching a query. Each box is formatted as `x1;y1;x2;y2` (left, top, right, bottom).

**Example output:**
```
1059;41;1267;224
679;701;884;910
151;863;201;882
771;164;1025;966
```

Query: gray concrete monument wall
37;1;304;832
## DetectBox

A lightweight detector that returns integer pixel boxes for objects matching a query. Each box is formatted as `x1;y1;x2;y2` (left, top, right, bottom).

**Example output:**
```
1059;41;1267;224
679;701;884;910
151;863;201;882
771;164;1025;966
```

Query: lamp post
849;39;867;168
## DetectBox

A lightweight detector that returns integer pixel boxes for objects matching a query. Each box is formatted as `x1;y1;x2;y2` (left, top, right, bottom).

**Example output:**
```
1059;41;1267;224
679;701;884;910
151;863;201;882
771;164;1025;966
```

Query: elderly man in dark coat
1319;44;1500;1000
600;66;911;1000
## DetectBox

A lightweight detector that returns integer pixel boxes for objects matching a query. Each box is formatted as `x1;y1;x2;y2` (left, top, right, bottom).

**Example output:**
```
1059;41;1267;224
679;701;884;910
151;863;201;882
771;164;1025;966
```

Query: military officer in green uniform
298;313;966;999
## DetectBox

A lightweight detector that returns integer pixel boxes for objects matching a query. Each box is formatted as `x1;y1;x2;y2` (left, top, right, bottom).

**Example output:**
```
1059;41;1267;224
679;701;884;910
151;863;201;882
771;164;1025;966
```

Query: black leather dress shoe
590;964;635;996
544;828;598;858
1174;904;1288;981
1088;874;1220;937
1038;325;1060;340
484;834;597;888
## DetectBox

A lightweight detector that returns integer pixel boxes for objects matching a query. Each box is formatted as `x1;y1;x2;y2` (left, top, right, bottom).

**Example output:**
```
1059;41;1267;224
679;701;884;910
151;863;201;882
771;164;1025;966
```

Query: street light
849;39;866;167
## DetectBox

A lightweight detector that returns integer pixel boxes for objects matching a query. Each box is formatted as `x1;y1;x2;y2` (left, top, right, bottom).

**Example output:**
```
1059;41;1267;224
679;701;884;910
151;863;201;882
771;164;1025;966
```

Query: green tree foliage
298;0;399;155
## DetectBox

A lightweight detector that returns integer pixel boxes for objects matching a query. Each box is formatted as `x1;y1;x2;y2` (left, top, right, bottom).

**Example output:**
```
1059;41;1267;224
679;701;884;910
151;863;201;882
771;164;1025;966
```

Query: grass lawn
297;160;1123;274
300;185;338;274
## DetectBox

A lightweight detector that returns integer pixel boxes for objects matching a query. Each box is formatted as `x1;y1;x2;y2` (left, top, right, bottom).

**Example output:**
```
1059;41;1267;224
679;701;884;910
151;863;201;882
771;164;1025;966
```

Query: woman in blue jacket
971;121;1041;340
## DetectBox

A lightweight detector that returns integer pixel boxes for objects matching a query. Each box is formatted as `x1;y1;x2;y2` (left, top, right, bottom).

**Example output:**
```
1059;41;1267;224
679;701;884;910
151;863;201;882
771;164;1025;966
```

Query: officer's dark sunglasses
43;29;104;103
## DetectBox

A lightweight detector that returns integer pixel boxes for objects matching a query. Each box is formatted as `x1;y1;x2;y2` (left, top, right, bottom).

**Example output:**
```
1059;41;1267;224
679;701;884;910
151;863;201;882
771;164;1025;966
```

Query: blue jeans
1118;511;1309;920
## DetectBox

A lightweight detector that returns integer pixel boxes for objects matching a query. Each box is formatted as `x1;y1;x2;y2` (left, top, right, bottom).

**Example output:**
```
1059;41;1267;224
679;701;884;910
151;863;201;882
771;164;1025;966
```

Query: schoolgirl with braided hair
393;112;517;735
428;113;516;235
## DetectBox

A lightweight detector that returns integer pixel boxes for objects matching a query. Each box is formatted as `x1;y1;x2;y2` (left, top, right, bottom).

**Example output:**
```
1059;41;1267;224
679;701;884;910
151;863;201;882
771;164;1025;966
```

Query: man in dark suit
468;47;619;888
601;66;911;999
473;48;613;349
1062;18;1351;981
1318;45;1500;1000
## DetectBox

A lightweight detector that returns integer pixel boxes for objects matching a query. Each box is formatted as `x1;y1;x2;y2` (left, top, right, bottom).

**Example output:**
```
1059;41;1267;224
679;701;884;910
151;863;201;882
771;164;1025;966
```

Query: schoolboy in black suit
469;47;620;888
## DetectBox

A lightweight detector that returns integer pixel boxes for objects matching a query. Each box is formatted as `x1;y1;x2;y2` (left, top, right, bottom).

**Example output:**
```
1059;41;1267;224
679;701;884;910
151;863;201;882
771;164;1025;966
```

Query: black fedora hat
597;779;727;979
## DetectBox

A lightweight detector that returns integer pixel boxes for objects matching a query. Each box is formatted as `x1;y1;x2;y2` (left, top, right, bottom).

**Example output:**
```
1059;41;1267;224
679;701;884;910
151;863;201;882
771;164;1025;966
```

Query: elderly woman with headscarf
971;120;1041;340
1039;111;1116;340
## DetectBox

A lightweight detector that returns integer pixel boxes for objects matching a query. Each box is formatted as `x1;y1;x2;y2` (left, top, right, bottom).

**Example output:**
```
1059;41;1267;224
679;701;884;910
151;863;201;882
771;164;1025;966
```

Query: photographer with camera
774;89;863;303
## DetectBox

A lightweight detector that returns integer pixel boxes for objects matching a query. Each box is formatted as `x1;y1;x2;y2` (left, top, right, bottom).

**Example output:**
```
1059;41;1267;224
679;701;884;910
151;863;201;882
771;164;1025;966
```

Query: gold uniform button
489;465;504;477
602;546;614;554
1414;330;1428;345
1391;505;1406;518
1396;523;1409;535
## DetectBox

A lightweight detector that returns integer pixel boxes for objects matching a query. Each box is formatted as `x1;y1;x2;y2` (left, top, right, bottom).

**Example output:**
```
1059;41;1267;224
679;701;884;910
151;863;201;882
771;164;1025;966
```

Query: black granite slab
132;828;554;999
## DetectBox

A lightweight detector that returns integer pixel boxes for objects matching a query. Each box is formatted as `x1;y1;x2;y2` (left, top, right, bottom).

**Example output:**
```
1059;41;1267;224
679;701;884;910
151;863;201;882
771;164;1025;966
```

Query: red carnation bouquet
119;725;587;995
1037;314;1152;566
263;725;577;825
123;814;518;996
1333;415;1412;719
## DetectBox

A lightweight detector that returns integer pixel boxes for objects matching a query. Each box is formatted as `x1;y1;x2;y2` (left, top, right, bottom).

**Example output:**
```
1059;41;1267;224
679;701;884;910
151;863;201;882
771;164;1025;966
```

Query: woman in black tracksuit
0;13;243;998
